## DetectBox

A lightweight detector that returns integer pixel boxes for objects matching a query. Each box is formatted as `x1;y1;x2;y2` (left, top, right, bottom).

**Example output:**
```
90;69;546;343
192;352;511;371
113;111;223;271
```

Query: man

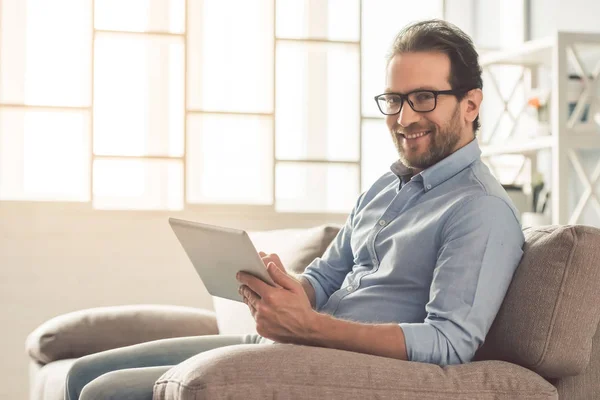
237;18;524;365
66;19;524;399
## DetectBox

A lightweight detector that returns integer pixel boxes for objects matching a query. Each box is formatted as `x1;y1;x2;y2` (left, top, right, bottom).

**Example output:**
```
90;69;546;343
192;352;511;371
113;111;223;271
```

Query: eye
385;95;401;104
414;92;434;102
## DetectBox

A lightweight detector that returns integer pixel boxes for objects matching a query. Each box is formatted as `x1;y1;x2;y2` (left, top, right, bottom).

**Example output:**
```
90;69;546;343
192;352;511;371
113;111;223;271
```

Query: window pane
362;0;443;117
93;159;183;210
276;41;359;161
361;119;398;191
0;0;92;106
474;0;524;48
95;0;185;34
187;114;273;205
0;109;90;201
276;0;359;41
188;0;274;113
94;32;184;156
276;163;359;213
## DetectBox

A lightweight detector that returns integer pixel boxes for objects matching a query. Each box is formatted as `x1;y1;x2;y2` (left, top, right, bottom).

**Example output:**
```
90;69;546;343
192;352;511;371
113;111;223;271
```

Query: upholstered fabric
213;225;340;335
153;344;557;400
247;224;341;275
29;359;75;400
475;225;600;378
26;305;218;364
27;224;600;400
552;322;600;399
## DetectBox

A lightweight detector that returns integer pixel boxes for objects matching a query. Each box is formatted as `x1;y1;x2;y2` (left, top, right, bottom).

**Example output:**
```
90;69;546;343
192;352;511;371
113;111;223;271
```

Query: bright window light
0;0;450;213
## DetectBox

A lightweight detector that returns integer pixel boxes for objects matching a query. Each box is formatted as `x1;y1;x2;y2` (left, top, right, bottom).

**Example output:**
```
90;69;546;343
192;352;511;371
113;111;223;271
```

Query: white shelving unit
479;31;600;225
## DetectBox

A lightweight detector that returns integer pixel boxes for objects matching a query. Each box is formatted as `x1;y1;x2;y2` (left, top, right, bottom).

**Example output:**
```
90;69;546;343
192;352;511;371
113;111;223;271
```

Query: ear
463;88;483;124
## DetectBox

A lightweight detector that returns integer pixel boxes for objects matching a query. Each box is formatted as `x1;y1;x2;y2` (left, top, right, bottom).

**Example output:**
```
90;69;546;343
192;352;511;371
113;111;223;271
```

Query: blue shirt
301;139;525;366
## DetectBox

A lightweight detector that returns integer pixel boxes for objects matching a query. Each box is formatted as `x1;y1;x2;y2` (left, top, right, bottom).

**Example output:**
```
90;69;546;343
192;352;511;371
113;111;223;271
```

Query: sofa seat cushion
153;344;557;400
213;225;340;335
475;225;600;378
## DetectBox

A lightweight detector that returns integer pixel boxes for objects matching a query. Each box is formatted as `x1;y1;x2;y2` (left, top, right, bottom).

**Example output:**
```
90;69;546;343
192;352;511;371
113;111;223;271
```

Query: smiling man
65;19;525;400
237;19;525;366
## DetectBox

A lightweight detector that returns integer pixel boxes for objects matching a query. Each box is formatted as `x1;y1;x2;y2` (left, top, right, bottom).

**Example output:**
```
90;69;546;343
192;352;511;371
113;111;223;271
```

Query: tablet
168;217;275;302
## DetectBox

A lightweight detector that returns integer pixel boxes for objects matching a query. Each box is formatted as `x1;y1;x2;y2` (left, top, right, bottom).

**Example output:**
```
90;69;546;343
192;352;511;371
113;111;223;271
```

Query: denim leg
66;334;262;400
79;366;171;400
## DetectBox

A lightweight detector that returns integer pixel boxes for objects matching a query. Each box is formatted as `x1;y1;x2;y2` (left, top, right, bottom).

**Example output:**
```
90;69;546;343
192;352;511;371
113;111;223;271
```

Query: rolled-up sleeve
399;195;524;365
301;193;365;310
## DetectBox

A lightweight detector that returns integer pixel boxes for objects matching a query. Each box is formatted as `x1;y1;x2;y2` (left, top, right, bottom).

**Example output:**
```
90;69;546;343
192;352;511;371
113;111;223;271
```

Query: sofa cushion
213;224;340;335
26;305;218;364
552;322;600;399
29;359;76;400
153;344;557;400
247;224;341;275
475;225;600;378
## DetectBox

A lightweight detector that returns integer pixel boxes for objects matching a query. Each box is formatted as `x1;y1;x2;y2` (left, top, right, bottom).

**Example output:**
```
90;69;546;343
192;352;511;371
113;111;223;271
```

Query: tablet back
168;218;275;302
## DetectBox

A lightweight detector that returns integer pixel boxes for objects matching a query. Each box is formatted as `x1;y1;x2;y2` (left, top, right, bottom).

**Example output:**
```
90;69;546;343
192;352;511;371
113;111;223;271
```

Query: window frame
3;0;526;219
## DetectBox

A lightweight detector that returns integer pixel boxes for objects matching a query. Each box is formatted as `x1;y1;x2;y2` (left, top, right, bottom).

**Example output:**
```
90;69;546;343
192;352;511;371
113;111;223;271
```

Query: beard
392;105;463;171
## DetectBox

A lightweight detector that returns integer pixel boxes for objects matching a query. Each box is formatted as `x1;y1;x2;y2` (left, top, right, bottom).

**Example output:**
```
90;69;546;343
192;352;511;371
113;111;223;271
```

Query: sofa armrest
154;344;558;400
26;304;219;365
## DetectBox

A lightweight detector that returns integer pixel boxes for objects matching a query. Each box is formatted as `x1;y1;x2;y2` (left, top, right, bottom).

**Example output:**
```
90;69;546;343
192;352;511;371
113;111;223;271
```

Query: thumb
267;262;298;291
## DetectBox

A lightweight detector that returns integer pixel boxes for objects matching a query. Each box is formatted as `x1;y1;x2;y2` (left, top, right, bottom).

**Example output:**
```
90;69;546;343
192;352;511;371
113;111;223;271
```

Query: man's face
384;52;476;172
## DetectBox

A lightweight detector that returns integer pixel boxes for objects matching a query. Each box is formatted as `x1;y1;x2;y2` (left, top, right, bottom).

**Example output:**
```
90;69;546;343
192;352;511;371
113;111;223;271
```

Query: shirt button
426;184;432;190
346;286;354;292
378;220;386;226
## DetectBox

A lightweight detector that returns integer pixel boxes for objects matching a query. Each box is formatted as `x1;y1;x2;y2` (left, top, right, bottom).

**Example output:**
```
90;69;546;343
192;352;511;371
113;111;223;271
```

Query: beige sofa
26;224;600;399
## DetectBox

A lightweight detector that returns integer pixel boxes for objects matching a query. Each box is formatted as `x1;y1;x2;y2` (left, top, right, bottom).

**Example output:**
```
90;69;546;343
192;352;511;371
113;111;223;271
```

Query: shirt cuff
300;273;328;311
399;322;458;366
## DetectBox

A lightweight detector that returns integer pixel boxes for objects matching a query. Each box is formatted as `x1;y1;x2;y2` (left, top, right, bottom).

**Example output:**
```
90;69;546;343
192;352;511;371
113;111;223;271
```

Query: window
0;0;444;213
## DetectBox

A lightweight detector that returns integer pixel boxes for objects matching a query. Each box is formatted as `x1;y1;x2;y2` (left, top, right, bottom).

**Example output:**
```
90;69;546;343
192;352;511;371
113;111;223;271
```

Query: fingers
266;262;298;291
259;252;285;272
239;285;259;305
270;253;283;266
237;272;271;298
240;285;258;318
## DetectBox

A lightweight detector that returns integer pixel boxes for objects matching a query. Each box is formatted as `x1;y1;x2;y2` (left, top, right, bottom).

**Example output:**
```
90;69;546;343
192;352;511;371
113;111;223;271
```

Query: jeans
65;334;267;400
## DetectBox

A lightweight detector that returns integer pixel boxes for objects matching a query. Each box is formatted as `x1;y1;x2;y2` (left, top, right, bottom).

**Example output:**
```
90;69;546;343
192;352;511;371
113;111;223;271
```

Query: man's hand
257;251;286;280
257;251;317;308
237;252;318;344
238;251;408;360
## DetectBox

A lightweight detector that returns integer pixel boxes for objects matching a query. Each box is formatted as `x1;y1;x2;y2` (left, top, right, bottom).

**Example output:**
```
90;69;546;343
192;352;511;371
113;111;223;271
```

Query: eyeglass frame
373;88;472;116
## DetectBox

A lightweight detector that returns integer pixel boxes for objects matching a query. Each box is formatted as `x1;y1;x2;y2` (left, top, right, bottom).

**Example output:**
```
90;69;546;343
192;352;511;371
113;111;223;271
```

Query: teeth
401;131;429;139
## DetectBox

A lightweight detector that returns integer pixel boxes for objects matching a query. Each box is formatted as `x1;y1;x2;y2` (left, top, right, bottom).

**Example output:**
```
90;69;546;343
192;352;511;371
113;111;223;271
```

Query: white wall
0;202;344;400
531;0;600;39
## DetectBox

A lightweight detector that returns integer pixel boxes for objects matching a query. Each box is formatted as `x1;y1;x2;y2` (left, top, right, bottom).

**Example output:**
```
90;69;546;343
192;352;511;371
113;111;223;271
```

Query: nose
397;102;420;127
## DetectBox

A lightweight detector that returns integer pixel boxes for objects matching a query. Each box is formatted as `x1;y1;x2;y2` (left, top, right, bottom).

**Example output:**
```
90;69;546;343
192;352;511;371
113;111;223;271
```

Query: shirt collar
389;138;481;192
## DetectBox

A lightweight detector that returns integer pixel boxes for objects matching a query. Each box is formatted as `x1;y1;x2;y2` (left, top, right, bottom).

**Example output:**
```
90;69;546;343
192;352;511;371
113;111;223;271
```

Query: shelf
480;37;553;67
480;135;553;157
479;32;600;225
565;131;600;149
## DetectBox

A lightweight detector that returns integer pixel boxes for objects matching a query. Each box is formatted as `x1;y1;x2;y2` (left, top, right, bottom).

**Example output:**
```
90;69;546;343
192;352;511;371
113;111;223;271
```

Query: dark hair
387;19;483;133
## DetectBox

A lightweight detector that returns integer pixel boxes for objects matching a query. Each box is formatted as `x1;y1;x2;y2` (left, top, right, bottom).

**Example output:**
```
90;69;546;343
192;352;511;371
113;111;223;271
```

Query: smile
401;130;431;140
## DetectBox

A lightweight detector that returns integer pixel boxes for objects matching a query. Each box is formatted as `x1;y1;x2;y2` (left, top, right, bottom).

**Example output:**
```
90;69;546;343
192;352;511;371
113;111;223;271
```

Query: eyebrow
384;86;442;94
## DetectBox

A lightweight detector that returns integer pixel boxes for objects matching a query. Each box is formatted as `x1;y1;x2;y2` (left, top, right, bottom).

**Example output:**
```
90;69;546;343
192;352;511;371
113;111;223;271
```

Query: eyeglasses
373;89;467;115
